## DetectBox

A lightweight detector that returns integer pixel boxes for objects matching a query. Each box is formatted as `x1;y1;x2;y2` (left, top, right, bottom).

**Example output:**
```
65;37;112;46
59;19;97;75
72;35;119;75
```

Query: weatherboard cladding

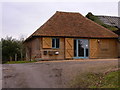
25;11;118;42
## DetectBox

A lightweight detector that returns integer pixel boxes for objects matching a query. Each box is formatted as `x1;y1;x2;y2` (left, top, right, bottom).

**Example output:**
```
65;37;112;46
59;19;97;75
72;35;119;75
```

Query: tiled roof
25;11;118;41
96;16;120;28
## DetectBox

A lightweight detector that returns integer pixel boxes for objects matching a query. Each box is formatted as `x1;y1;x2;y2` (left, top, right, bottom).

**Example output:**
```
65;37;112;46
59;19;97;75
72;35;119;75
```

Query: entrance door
74;39;89;58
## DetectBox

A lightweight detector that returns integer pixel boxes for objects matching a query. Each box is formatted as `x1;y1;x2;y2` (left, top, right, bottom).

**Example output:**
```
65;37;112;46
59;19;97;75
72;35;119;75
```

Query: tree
86;12;104;25
2;36;25;63
86;12;118;31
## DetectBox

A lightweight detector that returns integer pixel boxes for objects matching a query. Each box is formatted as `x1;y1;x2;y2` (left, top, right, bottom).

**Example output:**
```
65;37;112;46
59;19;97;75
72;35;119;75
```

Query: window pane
86;48;88;57
56;38;59;48
52;39;55;48
78;40;84;57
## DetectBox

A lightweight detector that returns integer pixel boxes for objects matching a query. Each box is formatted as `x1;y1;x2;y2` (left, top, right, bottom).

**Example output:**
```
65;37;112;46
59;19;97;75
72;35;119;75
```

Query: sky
0;0;119;40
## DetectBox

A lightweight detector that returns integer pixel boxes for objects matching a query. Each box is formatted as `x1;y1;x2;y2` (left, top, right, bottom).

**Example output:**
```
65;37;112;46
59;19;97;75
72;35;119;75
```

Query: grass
3;60;37;64
70;69;119;88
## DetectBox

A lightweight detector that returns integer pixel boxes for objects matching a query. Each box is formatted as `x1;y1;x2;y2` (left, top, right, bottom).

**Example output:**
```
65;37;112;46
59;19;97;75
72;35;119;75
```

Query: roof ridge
56;11;80;14
24;12;118;42
27;11;82;38
96;15;120;18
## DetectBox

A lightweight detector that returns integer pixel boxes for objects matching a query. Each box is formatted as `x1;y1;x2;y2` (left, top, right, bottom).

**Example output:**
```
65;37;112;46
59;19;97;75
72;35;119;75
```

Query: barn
24;11;119;61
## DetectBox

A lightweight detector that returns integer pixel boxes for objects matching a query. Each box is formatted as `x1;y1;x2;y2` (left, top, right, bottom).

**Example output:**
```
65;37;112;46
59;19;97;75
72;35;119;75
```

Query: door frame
74;39;89;59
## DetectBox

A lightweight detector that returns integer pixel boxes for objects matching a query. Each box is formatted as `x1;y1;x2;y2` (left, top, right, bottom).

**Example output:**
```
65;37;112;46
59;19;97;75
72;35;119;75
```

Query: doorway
74;39;89;58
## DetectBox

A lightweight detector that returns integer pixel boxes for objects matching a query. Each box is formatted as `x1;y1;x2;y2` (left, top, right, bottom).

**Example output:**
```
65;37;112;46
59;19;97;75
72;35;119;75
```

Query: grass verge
3;60;37;64
70;68;119;88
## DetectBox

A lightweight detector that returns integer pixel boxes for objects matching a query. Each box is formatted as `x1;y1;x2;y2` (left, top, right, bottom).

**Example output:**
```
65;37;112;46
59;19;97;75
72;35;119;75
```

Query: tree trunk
21;49;23;61
15;54;17;61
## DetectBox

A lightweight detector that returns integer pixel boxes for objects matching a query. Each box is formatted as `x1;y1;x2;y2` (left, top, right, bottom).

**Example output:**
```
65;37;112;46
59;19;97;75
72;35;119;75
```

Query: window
52;38;60;48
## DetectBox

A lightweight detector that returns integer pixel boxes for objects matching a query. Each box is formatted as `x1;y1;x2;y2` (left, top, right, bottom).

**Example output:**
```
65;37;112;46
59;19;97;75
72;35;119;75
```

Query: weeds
70;68;119;88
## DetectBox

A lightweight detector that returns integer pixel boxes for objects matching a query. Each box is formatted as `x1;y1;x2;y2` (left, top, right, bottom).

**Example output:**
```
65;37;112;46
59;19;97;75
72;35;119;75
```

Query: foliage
1;36;26;63
86;12;118;31
3;60;37;64
70;69;119;88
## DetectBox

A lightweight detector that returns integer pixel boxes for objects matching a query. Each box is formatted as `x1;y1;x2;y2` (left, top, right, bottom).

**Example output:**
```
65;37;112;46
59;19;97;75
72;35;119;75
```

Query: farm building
24;11;119;61
96;15;120;29
113;30;120;58
95;15;120;57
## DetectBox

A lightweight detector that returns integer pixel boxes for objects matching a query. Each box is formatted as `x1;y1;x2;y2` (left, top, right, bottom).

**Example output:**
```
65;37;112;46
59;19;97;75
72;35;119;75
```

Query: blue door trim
74;39;89;59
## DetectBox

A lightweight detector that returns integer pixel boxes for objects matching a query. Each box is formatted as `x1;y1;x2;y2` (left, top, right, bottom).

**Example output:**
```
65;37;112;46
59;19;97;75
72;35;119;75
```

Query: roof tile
25;11;118;41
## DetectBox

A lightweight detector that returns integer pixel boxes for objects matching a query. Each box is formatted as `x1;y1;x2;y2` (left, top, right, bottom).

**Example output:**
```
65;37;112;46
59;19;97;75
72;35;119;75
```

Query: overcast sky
0;0;119;39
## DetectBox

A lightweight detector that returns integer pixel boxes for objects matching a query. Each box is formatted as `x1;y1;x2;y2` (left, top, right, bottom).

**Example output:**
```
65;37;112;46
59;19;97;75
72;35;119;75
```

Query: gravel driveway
2;59;118;88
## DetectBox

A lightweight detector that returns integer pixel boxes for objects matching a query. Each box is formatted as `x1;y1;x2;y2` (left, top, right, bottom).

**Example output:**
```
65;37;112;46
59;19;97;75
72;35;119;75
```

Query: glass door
74;39;89;58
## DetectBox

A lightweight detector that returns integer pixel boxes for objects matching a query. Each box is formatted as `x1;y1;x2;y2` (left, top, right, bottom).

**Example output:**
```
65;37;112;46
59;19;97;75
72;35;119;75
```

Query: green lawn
70;69;119;88
3;60;37;64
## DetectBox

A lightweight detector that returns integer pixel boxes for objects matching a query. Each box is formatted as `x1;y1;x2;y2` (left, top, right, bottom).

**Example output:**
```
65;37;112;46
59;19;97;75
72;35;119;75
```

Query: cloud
118;1;120;27
2;2;118;39
0;3;2;39
0;0;119;2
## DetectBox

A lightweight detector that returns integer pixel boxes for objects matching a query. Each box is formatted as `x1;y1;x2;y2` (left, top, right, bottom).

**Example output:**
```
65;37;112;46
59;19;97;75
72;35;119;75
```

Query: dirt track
2;59;118;88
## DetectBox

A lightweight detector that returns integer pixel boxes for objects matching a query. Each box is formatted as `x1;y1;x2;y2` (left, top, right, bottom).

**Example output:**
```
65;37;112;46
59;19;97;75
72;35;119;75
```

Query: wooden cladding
90;39;118;58
42;37;52;48
65;38;74;59
89;39;98;58
99;39;117;58
99;39;109;50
